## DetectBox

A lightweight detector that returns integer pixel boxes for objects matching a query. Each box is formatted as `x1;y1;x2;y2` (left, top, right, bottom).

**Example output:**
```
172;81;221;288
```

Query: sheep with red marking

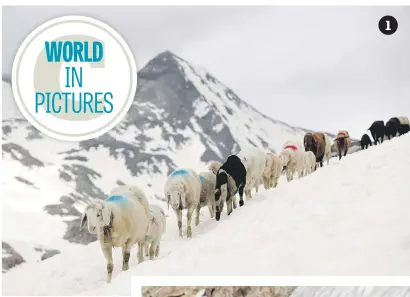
279;141;304;182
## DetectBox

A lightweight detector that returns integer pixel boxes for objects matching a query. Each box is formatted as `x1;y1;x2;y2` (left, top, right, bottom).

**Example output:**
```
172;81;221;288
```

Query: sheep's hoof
215;211;221;221
195;218;200;226
106;274;112;283
239;200;244;207
187;227;192;238
122;263;129;271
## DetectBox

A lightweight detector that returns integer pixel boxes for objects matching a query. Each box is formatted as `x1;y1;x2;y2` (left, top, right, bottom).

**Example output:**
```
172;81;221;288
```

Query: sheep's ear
80;212;87;230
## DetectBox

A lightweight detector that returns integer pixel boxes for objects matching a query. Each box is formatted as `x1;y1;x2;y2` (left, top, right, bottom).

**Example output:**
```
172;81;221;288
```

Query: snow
291;286;410;297
3;134;410;296
175;57;308;154
2;81;24;120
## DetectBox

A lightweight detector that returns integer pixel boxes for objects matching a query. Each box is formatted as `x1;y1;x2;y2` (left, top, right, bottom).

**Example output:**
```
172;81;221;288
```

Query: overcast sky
3;6;410;138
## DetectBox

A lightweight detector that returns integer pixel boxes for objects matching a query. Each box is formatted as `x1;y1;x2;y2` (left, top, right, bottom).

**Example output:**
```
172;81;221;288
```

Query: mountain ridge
2;50;348;274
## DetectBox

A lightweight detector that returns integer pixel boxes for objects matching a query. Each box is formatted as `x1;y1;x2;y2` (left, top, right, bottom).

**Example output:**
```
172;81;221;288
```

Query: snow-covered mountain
3;130;410;296
2;51;313;273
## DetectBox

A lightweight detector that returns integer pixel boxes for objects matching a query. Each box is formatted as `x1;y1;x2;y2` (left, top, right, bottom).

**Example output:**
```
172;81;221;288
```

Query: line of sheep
360;116;410;150
79;116;409;284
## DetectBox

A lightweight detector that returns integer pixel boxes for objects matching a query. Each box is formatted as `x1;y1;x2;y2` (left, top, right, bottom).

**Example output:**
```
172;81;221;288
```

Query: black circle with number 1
379;15;398;35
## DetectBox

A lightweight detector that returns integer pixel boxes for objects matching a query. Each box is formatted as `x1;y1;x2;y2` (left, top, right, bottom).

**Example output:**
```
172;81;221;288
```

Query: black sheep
360;134;372;150
368;120;385;145
385;117;401;140
214;155;246;221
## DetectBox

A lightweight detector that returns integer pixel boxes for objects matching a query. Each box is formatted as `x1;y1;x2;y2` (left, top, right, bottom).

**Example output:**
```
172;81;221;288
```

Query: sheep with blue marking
109;185;150;217
164;168;201;238
143;204;166;260
198;171;217;219
80;185;150;283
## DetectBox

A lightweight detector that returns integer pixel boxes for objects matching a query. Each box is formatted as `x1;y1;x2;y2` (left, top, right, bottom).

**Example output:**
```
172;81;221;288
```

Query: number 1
386;20;391;31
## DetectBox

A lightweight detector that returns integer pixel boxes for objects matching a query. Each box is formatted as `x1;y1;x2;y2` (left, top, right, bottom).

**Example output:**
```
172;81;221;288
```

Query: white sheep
110;185;150;217
398;116;410;125
237;147;267;200
302;150;317;176
208;160;222;175
80;187;150;283
262;153;282;189
279;141;304;182
143;204;166;260
198;171;217;219
323;133;332;166
164;168;201;238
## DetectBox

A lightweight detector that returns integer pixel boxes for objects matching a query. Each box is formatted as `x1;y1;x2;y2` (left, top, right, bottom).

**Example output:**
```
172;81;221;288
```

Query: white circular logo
12;15;138;141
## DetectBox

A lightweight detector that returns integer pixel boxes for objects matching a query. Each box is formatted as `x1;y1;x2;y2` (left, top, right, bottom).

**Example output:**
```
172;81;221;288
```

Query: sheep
262;153;282;189
303;150;316;175
323;133;332;166
334;130;352;160
198;171;217;219
80;189;150;283
143;204;166;260
360;134;372;150
398;116;410;136
164;168;201;238
279;141;304;182
304;132;326;167
214;155;246;220
237;147;266;200
385;117;401;140
208;161;222;175
368;120;385;145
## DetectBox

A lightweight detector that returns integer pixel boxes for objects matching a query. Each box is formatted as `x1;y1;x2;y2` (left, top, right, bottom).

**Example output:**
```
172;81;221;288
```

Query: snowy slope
3;133;410;296
291;287;410;297
2;50;314;272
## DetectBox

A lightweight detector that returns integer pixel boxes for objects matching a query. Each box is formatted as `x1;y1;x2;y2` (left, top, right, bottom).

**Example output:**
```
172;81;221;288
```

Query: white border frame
132;276;410;297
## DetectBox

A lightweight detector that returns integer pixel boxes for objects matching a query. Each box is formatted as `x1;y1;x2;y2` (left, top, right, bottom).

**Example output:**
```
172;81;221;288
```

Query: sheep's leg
174;209;183;237
149;240;159;260
226;197;233;216
122;240;133;271
195;203;201;226
232;195;237;209
137;241;144;264
286;170;291;182
155;243;160;258
102;245;113;283
208;202;214;218
238;183;245;207
144;242;149;257
263;177;269;190
186;207;194;238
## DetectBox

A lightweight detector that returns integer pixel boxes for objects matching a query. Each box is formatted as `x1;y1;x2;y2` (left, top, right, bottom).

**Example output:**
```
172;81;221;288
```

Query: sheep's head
166;184;185;210
80;200;111;234
208;161;221;175
279;153;290;170
145;215;156;238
